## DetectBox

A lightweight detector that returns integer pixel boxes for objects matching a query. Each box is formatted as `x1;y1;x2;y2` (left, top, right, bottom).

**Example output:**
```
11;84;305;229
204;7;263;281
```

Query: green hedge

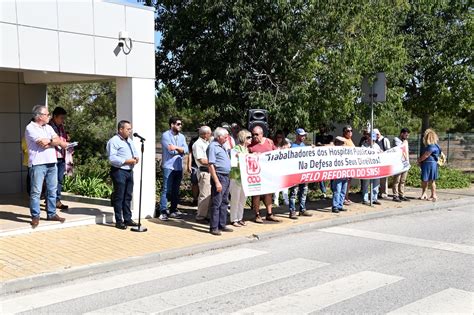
405;165;471;189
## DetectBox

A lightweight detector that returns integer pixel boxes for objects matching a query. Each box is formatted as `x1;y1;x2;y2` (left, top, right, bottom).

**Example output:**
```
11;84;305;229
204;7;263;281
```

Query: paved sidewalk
1;187;472;287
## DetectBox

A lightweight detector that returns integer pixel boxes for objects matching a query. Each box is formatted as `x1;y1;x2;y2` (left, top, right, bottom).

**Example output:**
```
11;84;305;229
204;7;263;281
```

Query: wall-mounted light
118;31;133;55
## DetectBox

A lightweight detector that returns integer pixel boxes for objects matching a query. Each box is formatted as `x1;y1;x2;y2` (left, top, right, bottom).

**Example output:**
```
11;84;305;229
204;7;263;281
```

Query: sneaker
175;210;184;216
289;211;298;220
331;208;339;213
169;212;182;219
255;215;264;224
266;214;281;222
299;211;312;217
400;196;410;202
373;200;382;205
339;208;347;212
159;213;169;221
393;196;402;203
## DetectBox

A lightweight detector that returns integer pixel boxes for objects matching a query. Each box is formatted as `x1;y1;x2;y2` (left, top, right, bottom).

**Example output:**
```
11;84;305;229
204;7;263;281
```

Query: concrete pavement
1;186;473;295
1;203;472;314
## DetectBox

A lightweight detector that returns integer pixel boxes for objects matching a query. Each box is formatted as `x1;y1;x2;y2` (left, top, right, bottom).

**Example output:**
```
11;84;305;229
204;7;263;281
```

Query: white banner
238;144;410;196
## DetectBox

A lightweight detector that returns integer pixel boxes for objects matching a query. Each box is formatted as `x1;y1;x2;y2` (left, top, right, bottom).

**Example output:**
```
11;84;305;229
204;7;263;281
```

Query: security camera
118;31;133;54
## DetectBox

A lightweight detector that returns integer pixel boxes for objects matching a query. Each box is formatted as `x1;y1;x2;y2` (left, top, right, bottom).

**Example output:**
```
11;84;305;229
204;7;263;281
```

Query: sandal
428;196;438;202
418;195;428;200
238;220;246;226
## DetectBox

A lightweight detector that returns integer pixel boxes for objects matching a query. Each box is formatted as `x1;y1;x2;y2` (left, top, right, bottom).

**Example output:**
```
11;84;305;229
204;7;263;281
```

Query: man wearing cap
392;128;411;202
374;129;391;199
341;125;355;205
288;128;313;219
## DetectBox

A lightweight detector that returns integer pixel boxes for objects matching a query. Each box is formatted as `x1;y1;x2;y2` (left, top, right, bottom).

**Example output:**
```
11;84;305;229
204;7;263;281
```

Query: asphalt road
2;204;473;314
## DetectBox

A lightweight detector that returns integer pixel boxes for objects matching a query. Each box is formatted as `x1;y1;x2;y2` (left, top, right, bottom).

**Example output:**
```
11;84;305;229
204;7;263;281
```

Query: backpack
379;137;390;151
435;144;446;166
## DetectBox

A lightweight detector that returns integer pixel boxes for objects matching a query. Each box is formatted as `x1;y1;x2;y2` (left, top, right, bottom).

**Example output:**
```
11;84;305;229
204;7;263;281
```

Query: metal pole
447;132;450;164
369;88;374;207
131;139;148;232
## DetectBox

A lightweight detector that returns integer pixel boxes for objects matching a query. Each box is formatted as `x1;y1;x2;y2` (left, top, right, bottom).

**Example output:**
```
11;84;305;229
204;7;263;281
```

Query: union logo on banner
246;155;261;175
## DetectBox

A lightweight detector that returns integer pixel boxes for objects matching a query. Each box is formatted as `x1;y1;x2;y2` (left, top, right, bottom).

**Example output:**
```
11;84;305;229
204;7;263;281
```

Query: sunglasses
246;136;252;139
252;133;260;136
175;122;182;126
345;130;352;133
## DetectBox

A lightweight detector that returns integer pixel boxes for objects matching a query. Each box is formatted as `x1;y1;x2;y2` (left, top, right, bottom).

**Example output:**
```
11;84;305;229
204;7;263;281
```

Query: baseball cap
373;128;380;135
295;128;307;136
343;125;352;132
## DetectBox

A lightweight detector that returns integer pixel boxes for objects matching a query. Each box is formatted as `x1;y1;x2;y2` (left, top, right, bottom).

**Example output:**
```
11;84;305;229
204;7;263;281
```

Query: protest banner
238;144;410;196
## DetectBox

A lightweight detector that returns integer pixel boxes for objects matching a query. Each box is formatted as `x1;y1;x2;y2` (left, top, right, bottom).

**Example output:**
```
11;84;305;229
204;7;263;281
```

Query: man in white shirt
192;126;212;222
25;105;68;228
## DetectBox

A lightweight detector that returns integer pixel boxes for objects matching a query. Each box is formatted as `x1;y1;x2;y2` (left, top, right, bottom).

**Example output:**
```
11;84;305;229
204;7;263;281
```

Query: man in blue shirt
107;120;139;230
207;127;233;235
159;116;188;220
288;128;313;219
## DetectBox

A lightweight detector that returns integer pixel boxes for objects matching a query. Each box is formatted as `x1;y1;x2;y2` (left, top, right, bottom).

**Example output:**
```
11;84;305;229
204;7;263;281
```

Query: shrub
405;165;471;189
63;157;113;198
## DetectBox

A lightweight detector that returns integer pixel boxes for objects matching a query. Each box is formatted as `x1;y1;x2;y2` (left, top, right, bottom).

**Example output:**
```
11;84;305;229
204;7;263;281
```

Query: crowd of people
155;117;444;235
23;106;444;232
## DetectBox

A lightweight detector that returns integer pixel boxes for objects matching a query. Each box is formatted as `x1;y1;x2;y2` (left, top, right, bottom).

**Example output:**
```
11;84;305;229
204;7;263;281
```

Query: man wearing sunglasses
159;116;188;221
248;126;281;223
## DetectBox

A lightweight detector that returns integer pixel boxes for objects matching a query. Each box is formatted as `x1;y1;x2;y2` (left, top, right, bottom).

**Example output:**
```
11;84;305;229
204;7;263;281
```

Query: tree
48;82;117;163
400;1;473;135
155;1;408;132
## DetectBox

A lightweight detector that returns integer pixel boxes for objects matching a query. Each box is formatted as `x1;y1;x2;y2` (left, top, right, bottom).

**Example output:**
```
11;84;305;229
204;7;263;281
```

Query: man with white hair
192;125;212;222
207;127;233;235
25;105;68;228
374;128;391;199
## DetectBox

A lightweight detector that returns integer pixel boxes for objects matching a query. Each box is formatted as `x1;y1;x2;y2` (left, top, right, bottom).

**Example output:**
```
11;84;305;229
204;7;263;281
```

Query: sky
120;0;161;47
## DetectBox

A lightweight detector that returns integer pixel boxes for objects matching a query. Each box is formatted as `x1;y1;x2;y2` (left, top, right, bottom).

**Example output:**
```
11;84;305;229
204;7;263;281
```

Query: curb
2;196;472;296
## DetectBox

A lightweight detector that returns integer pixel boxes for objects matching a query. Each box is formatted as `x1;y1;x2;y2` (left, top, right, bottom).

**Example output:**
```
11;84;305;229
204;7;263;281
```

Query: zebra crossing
2;246;472;315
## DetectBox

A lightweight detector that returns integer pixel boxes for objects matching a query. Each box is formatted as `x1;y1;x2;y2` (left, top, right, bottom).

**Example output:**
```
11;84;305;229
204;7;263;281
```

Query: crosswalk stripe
387;288;474;314
320;227;474;255
0;248;266;314
85;258;329;314
234;271;403;314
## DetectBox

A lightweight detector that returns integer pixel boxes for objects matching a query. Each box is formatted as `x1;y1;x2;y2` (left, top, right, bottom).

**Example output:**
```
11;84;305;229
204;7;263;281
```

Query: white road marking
388;288;474;315
320;227;474;255
0;248;266;314
235;271;403;314
86;258;329;314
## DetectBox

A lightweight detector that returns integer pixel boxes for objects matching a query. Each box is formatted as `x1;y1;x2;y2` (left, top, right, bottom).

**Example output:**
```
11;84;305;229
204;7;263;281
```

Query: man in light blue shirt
159;116;188;221
288;128;312;219
107;120;139;229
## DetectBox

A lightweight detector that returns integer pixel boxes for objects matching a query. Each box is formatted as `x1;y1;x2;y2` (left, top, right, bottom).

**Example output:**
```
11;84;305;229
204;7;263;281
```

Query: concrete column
116;78;156;219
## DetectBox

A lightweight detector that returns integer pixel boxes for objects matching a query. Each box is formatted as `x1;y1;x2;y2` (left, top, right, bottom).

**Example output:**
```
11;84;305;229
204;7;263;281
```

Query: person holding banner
288;128;313;219
273;130;290;206
207;127;233;235
417;128;440;202
341;125;355;205
360;136;382;206
248;126;281;223
392;128;410;202
331;137;348;213
229;129;252;227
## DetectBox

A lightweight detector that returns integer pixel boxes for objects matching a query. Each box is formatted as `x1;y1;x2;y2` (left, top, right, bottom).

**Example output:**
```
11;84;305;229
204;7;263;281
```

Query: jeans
210;173;230;230
361;179;380;202
160;168;183;214
30;163;57;218
110;167;134;224
56;158;66;202
289;184;308;212
331;179;348;210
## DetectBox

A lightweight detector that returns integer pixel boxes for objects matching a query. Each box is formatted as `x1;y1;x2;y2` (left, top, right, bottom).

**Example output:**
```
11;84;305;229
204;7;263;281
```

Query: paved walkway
1;187;472;283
